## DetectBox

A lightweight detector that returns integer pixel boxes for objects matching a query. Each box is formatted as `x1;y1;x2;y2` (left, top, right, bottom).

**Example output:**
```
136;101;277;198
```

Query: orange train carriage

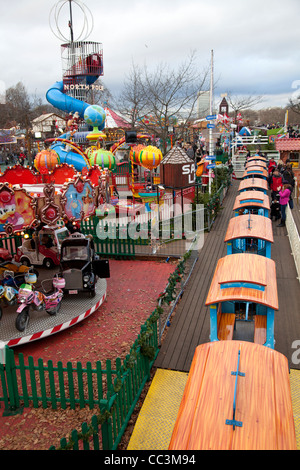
169;340;297;450
168;165;297;450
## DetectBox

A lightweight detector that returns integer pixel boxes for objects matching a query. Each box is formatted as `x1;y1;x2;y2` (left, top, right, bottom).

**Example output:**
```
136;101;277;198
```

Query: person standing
277;183;291;227
269;167;282;201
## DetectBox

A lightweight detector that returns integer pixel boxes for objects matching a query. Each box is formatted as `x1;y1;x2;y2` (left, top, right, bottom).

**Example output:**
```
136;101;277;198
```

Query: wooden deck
155;181;300;372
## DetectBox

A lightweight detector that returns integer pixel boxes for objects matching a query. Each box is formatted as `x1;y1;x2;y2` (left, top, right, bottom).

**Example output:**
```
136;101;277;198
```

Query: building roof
32;113;64;123
161;145;193;164
275;138;300;151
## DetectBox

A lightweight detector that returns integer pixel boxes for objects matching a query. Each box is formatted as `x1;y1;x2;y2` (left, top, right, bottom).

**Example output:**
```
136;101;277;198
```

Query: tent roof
104;108;130;129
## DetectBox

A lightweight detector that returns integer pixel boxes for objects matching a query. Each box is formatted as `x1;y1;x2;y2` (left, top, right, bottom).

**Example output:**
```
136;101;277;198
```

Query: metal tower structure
49;0;103;101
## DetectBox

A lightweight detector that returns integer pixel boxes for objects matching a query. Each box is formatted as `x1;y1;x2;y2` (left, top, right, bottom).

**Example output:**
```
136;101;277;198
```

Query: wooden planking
155;183;300;372
254;315;267;344
218;313;236;341
155;181;237;372
168;341;297;450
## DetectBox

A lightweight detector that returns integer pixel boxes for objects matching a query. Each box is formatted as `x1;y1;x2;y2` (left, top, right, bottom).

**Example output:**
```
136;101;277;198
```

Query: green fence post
2;347;23;416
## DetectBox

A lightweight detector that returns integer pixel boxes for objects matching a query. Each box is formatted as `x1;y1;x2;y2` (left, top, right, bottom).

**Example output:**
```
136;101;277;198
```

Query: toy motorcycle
15;272;65;332
0;283;18;320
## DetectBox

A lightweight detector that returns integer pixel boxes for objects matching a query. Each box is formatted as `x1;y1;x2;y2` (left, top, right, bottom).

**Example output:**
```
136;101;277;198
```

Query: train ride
168;156;297;450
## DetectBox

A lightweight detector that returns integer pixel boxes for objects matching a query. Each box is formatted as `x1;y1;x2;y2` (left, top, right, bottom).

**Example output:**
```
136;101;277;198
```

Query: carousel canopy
104;107;130;129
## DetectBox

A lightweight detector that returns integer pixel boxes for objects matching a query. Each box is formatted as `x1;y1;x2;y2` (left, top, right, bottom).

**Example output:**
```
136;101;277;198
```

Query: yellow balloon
139;146;162;169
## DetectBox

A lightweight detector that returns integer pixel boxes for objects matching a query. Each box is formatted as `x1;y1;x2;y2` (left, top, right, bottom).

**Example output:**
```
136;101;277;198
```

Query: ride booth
224;213;273;258
205;253;278;348
232;190;270;217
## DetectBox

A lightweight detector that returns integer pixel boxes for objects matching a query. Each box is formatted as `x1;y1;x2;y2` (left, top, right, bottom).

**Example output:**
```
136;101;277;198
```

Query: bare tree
117;61;149;128
288;93;300;116
118;52;209;153
85;78;114;108
226;93;264;122
3;82;32;128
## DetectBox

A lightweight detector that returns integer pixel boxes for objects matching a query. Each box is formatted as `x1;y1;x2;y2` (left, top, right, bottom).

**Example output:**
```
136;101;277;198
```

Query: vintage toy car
15;226;70;269
59;232;110;296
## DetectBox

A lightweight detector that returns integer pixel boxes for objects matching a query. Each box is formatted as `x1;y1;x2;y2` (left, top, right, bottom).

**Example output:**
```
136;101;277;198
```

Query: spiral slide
46;81;92;171
46;81;90;118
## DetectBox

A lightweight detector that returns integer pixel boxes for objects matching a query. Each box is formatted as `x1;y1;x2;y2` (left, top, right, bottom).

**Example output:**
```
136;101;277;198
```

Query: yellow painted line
127;369;188;450
128;366;300;451
290;368;300;450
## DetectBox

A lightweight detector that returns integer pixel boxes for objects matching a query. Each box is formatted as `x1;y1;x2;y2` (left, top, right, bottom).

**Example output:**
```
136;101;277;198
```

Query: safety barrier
286;204;300;282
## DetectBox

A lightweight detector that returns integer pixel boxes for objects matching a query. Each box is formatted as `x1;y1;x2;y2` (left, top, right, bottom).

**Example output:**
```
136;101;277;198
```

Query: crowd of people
0;147;37;167
244;149;295;227
267;156;295;227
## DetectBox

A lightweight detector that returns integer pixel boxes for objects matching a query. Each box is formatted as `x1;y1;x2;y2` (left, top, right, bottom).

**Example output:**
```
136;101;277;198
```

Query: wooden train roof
238;178;268;192
169;340;297;450
243;166;268;178
247;155;267;162
233;191;270;211
246;160;267;169
224;214;274;243
205;253;278;309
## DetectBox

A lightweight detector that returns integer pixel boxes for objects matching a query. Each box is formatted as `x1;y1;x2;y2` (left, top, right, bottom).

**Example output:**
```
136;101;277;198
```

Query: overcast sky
1;0;299;110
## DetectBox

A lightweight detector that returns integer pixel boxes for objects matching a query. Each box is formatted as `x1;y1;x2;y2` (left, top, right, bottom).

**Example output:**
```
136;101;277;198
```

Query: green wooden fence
0;313;159;450
0;233;23;257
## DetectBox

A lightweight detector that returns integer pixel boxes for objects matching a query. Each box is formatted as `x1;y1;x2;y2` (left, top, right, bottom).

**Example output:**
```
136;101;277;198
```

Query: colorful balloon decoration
88;149;116;170
84;105;106;130
130;144;146;165
34;149;60;172
138;146;163;170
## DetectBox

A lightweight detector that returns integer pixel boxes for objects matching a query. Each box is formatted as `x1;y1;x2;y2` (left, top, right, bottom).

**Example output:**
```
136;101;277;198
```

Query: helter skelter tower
49;0;103;102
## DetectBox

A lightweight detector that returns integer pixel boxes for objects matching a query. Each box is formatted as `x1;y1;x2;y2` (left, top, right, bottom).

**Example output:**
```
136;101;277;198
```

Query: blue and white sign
206;114;217;121
207;123;215;129
205;155;216;161
207;163;216;169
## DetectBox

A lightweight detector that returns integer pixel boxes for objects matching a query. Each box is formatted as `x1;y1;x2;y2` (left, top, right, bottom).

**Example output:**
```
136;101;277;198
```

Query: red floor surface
0;258;176;450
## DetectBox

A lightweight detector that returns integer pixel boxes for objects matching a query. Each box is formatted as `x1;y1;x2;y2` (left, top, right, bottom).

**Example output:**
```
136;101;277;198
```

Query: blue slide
46;81;92;171
46;81;90;118
50;141;90;172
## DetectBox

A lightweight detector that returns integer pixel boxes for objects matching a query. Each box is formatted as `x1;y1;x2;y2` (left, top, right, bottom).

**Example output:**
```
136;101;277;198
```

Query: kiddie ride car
59;233;110;297
0;264;39;321
15;226;70;269
15;272;65;332
0;282;18;320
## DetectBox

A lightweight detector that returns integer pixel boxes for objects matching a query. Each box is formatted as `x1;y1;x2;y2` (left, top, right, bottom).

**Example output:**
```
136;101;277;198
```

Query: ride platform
128;366;300;450
0;279;107;347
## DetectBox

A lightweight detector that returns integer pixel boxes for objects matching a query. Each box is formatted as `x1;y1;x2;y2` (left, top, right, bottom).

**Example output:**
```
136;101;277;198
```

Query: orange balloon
34;149;60;172
130;144;146;165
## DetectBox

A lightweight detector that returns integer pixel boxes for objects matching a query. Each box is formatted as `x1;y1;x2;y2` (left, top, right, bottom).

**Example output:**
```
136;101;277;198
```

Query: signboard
207;123;215;129
182;163;196;184
206;114;217;121
63;84;104;92
207;163;216;169
205;156;216;161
